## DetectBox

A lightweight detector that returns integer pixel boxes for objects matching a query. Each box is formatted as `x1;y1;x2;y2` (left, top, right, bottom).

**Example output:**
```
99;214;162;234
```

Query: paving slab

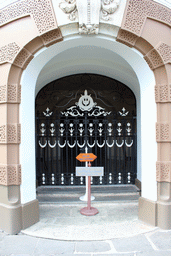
0;235;39;255
147;230;171;250
34;238;75;255
75;241;111;253
112;234;153;253
94;254;135;256
136;251;171;256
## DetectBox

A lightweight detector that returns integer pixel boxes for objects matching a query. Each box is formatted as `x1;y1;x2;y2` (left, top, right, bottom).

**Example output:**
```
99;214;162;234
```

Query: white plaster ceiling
35;36;140;99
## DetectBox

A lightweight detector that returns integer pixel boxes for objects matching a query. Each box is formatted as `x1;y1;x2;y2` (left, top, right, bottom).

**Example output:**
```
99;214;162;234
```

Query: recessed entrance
35;74;137;186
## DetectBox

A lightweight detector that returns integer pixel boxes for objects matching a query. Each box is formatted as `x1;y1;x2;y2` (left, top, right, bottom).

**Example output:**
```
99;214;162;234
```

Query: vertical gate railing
36;91;137;186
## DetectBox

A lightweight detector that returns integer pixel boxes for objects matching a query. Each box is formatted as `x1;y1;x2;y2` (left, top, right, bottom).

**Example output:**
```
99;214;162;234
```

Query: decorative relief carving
156;123;160;141
17;124;21;143
0;0;57;35
156;162;160;181
0;43;20;64
156;161;171;182
18;165;21;184
0;164;21;185
7;125;17;143
7;85;17;102
156;123;171;142
18;84;21;103
159;85;168;102
8;165;17;185
0;124;21;144
0;85;7;102
155;86;159;102
41;29;63;46
0;125;6;143
13;48;33;69
122;0;171;36
59;0;120;34
0;85;21;103
155;84;171;102
117;29;138;47
144;49;164;70
160;124;169;140
157;43;171;64
144;56;153;70
0;166;7;185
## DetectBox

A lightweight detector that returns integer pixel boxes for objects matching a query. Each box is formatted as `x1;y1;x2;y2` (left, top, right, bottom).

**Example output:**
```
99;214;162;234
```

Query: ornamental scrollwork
59;0;120;34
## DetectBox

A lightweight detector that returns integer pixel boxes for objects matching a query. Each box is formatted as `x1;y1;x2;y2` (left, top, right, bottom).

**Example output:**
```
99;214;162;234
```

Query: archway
20;35;156;207
35;74;137;186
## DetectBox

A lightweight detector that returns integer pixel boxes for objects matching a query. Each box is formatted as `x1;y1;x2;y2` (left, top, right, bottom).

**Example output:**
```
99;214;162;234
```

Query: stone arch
116;0;171;229
0;0;170;234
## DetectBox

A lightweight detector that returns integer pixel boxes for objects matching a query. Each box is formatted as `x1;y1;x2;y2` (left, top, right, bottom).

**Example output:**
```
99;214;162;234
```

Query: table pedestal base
80;207;99;216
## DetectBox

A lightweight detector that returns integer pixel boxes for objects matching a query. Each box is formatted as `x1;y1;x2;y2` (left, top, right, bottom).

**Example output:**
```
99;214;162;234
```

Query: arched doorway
35;74;136;186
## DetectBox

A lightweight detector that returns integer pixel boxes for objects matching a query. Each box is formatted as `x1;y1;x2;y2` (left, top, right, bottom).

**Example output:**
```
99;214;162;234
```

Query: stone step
37;185;140;204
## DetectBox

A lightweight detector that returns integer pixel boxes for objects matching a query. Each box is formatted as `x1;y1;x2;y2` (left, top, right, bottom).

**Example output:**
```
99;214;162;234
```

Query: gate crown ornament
59;0;120;34
61;89;111;116
76;90;96;111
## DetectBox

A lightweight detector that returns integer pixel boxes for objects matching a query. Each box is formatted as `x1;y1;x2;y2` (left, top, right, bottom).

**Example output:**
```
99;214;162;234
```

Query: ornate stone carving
122;0;171;36
144;56;153;70
156;161;171;182
0;85;7;102
0;164;21;185
155;84;171;103
17;124;21;143
0;0;57;35
7;125;17;144
0;43;20;64
156;123;160;141
8;85;17;102
156;123;170;142
161;124;169;140
13;48;33;69
59;0;120;34
0;124;21;144
0;125;6;143
0;85;21;103
40;29;63;46
144;48;164;70
18;84;21;103
0;166;7;185
157;43;171;64
117;29;138;47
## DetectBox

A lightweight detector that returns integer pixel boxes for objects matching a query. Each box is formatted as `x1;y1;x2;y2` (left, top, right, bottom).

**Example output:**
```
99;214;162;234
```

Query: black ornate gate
36;74;137;186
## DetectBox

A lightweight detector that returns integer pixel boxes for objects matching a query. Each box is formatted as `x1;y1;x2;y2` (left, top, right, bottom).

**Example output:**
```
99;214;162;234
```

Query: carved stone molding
156;161;171;182
40;29;63;47
13;48;33;70
156;122;171;142
144;48;164;70
0;43;20;65
0;43;34;69
0;164;21;185
144;41;171;70
122;0;171;36
59;0;120;34
157;43;171;64
155;84;171;102
0;124;21;144
0;0;57;35
116;29;139;47
0;85;21;103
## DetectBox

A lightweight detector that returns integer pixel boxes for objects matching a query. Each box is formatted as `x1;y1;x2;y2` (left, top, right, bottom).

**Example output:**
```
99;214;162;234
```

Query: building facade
0;0;171;234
